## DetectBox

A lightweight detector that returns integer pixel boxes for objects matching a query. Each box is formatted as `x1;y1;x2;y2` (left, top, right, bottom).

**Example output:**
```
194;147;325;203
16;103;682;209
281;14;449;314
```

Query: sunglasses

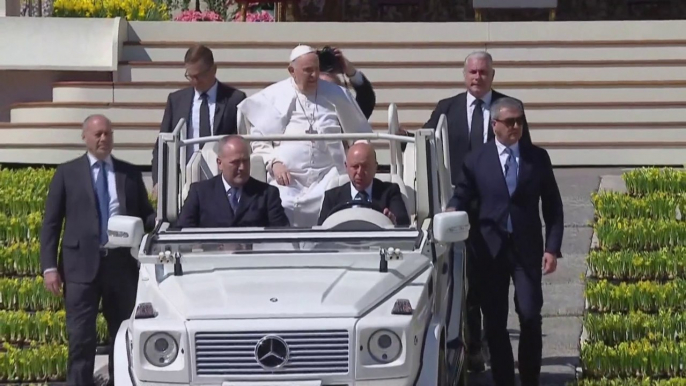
494;116;525;128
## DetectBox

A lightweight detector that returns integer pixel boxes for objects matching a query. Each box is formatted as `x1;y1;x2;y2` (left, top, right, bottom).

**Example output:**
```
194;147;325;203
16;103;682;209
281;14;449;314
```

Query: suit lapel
182;87;194;129
81;154;97;212
454;93;469;138
212;82;226;135
112;157;128;215
370;179;383;204
213;176;235;222
233;178;256;222
514;144;533;195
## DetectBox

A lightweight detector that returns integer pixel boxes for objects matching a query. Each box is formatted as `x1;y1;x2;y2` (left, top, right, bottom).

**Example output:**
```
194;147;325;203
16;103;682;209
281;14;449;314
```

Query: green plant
623;168;686;196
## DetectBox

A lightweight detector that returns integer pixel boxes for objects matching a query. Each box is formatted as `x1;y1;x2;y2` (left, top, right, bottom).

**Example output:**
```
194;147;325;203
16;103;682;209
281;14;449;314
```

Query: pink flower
233;9;274;22
174;10;224;21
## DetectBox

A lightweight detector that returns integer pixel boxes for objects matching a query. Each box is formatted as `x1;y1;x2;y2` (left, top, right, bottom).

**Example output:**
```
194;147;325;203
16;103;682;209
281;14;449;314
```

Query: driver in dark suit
317;142;410;226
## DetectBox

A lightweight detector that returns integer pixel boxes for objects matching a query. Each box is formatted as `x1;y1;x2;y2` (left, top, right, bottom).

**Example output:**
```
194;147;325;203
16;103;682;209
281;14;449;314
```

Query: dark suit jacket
40;154;156;284
317;178;411;226
352;73;376;119
176;175;290;228
423;90;532;185
151;81;247;185
447;141;563;263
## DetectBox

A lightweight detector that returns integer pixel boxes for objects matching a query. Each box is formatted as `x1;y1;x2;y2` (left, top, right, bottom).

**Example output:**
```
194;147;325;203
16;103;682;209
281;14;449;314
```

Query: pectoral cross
306;124;317;145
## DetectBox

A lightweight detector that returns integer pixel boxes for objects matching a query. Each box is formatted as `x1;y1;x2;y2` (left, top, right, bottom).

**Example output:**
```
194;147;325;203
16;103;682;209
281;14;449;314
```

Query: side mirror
106;215;144;257
432;211;470;244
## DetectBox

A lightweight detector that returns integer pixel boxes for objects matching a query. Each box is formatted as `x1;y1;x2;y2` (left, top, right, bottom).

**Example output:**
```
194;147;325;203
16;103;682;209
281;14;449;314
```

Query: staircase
2;21;686;167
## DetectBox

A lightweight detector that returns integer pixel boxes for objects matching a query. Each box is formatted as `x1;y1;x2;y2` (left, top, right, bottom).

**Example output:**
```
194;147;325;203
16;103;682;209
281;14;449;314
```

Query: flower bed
581;167;686;384
0;167;155;382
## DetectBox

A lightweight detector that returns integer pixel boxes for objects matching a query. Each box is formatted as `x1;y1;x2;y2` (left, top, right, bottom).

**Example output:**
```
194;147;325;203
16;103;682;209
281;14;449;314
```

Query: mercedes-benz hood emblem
254;335;290;369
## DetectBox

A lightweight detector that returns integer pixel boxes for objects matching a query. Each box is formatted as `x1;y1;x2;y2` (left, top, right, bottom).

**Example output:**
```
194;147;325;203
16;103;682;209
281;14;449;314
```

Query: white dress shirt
190;81;219;152
351;181;373;201
494;139;520;176
466;90;493;144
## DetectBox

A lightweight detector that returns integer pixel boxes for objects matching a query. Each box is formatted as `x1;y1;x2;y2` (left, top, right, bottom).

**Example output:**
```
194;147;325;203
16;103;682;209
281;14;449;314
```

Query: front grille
194;330;350;376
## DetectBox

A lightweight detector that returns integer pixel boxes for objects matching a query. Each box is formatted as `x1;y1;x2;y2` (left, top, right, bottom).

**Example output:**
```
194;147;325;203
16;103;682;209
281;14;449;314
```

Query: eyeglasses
185;66;212;81
494;116;525;128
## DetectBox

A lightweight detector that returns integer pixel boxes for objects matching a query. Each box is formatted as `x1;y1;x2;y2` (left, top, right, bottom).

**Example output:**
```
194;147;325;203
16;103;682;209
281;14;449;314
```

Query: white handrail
182;132;415;146
388;103;401;176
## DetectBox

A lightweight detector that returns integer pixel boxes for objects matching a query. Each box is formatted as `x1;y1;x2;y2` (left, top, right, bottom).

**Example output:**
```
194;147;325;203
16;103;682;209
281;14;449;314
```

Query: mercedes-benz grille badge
254;335;290;369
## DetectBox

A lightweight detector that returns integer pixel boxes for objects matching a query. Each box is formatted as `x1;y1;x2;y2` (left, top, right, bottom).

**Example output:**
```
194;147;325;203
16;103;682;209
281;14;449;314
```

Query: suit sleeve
351;73;375;120
132;169;156;232
423;99;450;130
152;93;175;185
447;154;477;212
387;184;411;226
539;150;564;257
317;191;334;226
175;183;200;228
266;186;290;227
40;166;66;274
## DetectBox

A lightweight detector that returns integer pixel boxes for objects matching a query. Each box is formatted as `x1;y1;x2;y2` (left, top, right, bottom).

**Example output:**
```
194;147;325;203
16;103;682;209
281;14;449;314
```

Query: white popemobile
105;104;471;386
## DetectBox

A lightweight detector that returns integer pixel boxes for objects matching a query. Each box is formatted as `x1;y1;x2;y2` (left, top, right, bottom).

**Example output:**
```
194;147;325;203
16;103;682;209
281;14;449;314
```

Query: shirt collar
467;90;493;107
222;175;241;194
87;152;113;168
195;80;219;101
351;180;373;198
495;138;519;156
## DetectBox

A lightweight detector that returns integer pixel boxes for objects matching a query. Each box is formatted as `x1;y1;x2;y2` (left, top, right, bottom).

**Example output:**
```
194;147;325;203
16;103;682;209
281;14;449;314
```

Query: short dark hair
184;44;214;67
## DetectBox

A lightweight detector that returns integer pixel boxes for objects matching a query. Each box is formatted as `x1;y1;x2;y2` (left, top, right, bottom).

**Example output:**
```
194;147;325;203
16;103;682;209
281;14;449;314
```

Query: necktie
95;161;110;245
228;189;239;212
355;191;369;202
504;148;518;232
470;99;484;151
199;92;211;139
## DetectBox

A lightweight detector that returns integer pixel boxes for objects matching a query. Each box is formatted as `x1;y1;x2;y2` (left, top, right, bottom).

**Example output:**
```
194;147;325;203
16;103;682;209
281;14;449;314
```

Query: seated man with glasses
151;44;248;196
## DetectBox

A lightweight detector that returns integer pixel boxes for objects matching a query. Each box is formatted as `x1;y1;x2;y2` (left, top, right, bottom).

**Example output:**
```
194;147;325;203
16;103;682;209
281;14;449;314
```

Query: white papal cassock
237;76;373;227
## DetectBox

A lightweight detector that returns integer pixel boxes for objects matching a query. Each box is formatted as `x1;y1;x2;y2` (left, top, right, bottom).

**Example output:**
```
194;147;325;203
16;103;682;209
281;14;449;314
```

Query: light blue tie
228;189;239;212
504;148;518;232
95;161;110;245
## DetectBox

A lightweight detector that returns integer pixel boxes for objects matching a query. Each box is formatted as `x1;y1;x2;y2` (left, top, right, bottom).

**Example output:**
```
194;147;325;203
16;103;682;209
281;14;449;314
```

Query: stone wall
294;0;683;22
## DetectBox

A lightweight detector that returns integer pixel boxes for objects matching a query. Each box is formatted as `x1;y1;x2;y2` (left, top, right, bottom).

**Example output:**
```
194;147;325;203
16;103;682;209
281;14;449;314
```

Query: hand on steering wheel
328;200;397;224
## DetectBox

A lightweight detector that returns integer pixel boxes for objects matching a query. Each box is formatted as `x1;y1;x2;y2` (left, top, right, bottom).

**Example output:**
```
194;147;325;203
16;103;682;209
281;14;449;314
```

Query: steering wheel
321;200;394;230
328;200;385;216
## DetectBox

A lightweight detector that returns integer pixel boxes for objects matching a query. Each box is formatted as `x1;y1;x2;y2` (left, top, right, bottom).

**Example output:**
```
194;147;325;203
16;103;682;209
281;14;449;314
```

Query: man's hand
151;183;158;198
271;162;291;186
44;271;63;296
383;208;397;224
445;207;456;212
333;48;357;78
542;252;557;275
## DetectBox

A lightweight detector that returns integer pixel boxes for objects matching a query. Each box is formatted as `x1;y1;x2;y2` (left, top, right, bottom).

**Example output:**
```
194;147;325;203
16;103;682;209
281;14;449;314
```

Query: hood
154;255;429;320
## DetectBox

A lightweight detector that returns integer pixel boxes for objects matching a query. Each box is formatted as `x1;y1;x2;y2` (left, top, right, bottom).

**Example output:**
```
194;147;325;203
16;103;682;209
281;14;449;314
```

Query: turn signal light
135;302;158;319
391;299;413;315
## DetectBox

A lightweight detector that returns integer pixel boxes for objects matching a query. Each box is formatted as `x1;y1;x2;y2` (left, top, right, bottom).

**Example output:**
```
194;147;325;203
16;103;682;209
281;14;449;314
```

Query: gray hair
82;114;111;132
217;135;250;157
464;51;493;70
490;97;524;120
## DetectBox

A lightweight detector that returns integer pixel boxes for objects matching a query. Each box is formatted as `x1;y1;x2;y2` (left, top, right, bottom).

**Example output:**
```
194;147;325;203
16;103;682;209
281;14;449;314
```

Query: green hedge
582;167;686;384
0;166;154;382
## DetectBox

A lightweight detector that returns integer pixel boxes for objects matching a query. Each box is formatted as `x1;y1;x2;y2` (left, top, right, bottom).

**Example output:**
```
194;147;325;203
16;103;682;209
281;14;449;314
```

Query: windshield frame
144;227;423;255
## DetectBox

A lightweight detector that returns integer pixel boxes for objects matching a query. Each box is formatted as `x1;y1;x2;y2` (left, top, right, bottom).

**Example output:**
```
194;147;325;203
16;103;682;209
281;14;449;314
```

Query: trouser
479;237;543;386
64;249;139;386
465;240;484;354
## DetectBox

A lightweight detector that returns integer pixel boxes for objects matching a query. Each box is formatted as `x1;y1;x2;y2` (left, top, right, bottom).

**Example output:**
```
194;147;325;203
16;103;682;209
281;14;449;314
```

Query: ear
288;65;295;76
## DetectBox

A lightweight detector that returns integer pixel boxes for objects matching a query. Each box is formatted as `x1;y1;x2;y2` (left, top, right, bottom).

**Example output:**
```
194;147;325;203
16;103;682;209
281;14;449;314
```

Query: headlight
143;332;179;367
368;329;402;363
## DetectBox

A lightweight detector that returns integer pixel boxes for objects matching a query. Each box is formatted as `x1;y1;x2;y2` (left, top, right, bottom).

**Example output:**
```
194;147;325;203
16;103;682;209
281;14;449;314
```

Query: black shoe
467;351;486;373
